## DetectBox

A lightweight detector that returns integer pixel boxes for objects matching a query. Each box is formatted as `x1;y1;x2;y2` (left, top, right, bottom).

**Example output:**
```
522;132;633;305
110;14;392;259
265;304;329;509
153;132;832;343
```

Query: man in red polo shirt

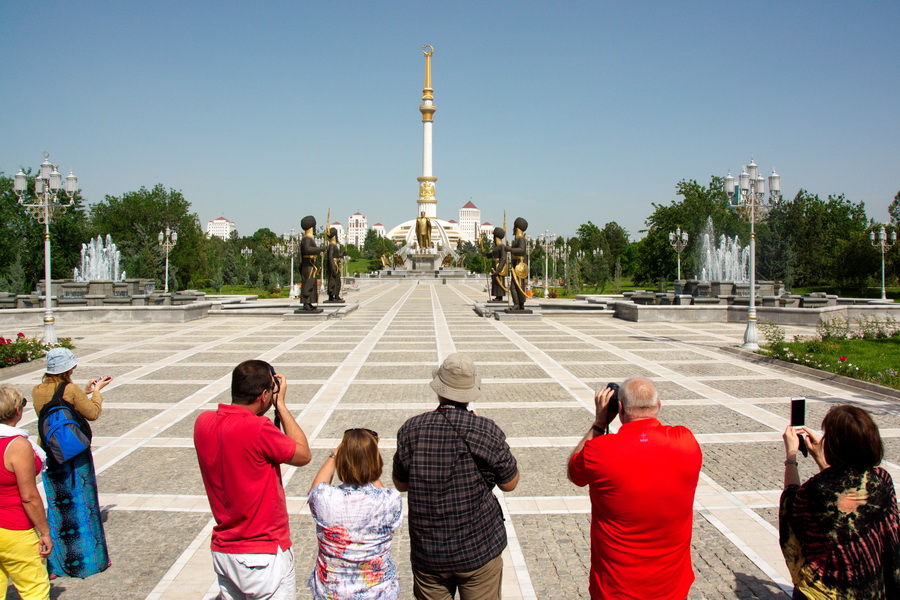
568;377;702;600
194;360;312;600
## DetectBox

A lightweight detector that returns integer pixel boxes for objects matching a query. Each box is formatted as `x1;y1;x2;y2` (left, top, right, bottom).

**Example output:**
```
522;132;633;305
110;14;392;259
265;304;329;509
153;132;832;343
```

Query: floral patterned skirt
42;450;110;578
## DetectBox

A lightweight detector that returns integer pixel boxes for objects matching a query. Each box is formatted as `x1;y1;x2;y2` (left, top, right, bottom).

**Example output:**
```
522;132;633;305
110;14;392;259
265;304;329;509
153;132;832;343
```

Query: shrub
0;334;75;368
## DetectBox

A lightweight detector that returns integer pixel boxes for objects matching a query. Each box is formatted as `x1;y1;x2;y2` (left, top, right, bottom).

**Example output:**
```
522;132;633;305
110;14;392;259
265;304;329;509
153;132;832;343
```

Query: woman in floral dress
308;428;403;599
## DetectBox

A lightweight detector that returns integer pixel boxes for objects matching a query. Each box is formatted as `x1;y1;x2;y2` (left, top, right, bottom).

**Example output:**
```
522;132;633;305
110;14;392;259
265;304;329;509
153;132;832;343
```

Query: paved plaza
2;280;898;600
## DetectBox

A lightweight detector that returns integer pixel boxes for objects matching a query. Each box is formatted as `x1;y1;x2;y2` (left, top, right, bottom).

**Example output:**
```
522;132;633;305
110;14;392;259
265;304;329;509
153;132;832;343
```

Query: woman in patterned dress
780;405;899;599
31;348;111;579
308;428;403;600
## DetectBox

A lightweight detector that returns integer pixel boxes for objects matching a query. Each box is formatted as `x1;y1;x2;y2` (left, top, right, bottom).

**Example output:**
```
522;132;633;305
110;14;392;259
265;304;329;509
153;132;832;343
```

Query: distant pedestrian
0;385;52;599
32;347;111;579
393;353;519;600
780;405;899;599
568;377;702;600
194;360;312;600
308;428;402;599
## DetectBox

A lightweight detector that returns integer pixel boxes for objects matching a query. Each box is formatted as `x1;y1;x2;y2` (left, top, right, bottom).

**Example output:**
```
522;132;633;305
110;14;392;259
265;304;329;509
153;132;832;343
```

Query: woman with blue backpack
32;347;111;580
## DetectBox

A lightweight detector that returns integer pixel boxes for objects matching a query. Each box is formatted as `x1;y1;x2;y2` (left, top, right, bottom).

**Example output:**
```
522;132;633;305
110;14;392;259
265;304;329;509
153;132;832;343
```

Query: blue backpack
38;382;92;464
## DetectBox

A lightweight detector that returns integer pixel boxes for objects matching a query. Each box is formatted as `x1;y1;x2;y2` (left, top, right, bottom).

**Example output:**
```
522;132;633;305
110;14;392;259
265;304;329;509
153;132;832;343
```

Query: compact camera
605;382;620;418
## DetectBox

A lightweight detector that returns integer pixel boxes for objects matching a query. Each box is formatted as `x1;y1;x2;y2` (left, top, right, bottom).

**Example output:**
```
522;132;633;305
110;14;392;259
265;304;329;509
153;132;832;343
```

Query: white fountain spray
697;217;749;282
74;235;126;282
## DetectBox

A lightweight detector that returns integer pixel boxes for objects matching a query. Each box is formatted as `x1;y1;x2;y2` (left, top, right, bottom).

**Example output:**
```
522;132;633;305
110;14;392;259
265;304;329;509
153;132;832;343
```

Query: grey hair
619;377;659;418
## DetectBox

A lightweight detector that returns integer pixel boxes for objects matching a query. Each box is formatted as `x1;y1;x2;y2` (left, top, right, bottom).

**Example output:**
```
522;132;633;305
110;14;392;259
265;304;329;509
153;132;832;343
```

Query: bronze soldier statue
483;227;508;302
325;227;344;303
508;217;529;311
299;215;324;312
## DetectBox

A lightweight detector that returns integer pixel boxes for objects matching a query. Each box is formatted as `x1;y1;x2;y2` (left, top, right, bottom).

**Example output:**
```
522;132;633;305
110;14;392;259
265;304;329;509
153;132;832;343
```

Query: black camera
605;382;620;418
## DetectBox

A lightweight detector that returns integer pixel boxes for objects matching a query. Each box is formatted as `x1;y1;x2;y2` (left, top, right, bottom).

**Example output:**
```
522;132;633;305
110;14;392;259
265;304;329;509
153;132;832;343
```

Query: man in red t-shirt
568;377;702;600
194;360;312;600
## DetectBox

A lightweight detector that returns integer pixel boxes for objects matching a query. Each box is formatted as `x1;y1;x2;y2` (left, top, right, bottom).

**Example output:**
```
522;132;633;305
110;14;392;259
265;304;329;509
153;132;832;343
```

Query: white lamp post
158;227;177;293
271;229;298;290
539;230;555;298
724;158;781;350
13;153;78;343
870;225;897;300
668;226;689;281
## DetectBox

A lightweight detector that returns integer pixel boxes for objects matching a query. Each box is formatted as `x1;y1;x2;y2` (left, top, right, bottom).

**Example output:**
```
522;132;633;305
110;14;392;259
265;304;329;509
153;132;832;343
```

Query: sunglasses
345;428;378;440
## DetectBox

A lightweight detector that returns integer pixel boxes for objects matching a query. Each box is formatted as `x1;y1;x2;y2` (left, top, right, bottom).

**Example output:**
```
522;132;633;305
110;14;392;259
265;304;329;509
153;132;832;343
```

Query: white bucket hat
45;347;77;375
430;353;481;403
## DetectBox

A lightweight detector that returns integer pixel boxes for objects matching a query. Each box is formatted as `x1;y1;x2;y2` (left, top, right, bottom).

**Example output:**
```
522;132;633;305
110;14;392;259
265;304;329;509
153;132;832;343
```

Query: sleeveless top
0;436;43;530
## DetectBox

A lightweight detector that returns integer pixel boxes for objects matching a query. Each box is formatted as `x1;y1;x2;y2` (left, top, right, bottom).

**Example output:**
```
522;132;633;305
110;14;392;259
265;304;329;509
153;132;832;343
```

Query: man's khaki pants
413;554;503;600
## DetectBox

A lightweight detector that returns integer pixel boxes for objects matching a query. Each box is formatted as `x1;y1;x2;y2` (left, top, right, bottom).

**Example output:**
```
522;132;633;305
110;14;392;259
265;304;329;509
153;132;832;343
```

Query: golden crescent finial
422;44;434;56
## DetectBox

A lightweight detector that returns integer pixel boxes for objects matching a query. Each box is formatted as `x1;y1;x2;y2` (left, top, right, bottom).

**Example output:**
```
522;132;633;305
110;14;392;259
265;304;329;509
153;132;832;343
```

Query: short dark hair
822;405;883;470
335;429;382;486
231;360;274;405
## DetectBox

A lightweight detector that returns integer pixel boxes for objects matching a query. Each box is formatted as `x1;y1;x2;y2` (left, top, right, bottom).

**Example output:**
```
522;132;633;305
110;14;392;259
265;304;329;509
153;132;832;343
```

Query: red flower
839;356;847;362
0;339;6;345
16;333;24;338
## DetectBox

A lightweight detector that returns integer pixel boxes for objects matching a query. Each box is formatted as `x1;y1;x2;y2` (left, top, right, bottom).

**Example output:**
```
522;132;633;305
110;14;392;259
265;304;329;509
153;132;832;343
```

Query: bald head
619;377;660;420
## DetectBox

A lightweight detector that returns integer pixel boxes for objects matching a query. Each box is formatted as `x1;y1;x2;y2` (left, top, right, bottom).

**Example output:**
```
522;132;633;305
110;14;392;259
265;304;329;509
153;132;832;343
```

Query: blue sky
2;1;897;241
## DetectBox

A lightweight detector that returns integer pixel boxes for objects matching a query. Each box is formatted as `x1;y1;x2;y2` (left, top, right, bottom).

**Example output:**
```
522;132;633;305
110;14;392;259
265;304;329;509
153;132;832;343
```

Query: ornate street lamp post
271;229;299;291
870;225;897;300
724;158;781;350
539;230;555;298
13;153;78;343
158;227;178;293
668;226;689;281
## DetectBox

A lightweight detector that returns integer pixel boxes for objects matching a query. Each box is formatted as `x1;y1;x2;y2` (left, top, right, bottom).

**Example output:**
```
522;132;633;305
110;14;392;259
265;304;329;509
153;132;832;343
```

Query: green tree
90;184;206;291
633;177;745;285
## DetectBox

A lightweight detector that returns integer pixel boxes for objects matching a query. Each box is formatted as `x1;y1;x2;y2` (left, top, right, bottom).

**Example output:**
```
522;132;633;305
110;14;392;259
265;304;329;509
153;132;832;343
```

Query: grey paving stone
461;351;533;363
176;351;260;364
629;350;712;362
477;364;550;379
504;447;588;497
565;364;657;379
702;379;824;399
700;442;819;492
884;438;900;466
367;351;439;363
481;382;575;402
663;362;763;377
543;349;623;362
653;380;706;401
89;408;165;438
99;447;205;495
8;511;212;600
275;351;351;363
659;406;778;434
101;383;207;403
477;407;590;438
755;507;779;529
356;365;434;380
277;365;338;380
79;351;174;365
343;383;434;403
140;365;233;381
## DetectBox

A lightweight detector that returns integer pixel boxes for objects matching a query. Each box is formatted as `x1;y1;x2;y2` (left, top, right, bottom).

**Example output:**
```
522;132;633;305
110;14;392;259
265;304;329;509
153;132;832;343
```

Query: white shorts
212;546;296;600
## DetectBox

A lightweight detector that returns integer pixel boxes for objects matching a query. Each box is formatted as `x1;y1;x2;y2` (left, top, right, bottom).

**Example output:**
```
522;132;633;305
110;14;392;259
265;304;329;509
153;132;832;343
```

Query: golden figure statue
415;211;433;251
508;217;529;311
381;254;391;268
441;253;454;267
392;253;405;268
484;227;508;302
299;215;325;312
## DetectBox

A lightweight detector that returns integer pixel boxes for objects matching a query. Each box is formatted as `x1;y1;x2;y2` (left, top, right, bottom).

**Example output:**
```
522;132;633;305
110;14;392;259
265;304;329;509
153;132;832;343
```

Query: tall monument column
417;45;437;219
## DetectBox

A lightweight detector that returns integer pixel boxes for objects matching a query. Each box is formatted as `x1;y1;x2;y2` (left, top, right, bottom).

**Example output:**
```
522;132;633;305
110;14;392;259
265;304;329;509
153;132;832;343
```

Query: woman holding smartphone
781;405;899;599
32;348;111;580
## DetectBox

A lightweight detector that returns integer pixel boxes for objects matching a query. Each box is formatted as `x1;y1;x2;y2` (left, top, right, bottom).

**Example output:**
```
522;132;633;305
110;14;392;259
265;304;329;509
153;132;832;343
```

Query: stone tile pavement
1;279;898;599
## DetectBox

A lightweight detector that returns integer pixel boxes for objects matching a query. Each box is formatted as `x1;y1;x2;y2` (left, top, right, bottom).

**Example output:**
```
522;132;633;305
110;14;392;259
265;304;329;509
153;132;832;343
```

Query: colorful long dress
43;449;110;578
308;482;402;600
780;466;900;599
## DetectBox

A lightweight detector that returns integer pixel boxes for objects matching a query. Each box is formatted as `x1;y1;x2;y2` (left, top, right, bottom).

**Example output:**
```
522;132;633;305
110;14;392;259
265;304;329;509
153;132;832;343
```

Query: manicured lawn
765;335;900;390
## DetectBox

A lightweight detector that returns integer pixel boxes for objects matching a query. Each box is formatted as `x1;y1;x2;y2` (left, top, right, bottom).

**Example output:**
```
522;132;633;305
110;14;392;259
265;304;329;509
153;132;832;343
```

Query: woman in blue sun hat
31;347;112;579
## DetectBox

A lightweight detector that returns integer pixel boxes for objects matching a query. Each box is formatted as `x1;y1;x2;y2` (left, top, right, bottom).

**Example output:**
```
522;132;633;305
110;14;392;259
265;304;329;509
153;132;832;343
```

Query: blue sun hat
45;347;77;375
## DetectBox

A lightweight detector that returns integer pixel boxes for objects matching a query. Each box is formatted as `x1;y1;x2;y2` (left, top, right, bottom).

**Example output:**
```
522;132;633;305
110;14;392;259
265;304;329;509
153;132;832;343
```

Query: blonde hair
42;372;72;384
335;430;382;486
0;386;24;422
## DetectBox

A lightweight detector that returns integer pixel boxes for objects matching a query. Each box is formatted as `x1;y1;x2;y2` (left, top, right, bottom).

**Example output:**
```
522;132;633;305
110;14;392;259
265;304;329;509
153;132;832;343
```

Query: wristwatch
591;424;605;434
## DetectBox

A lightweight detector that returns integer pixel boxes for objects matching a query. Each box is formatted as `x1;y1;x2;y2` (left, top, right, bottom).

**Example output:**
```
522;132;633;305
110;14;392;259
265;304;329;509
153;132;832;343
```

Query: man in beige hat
393;353;519;600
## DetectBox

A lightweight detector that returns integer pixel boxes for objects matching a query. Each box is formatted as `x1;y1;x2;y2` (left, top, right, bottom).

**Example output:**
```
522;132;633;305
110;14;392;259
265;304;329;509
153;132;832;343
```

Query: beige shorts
212;546;295;600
